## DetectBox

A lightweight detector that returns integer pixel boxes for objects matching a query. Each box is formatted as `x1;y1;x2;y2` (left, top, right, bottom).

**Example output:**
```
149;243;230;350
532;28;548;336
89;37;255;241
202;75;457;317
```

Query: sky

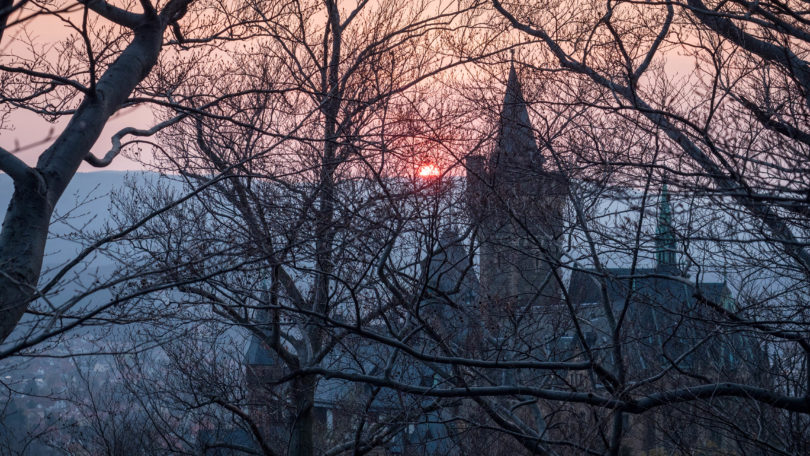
0;6;153;172
0;0;698;175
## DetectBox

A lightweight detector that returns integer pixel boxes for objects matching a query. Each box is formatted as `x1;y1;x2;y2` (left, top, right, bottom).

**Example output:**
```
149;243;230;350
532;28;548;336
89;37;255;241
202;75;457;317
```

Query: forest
1;0;810;454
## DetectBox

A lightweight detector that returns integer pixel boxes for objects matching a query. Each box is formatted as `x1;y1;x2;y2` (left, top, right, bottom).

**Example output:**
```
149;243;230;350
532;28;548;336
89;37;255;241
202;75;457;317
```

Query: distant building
241;62;564;455
566;186;771;454
466;62;567;332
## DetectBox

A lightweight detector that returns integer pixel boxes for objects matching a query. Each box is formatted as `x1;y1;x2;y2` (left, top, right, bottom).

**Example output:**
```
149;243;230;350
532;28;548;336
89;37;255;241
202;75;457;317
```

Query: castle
241;62;769;455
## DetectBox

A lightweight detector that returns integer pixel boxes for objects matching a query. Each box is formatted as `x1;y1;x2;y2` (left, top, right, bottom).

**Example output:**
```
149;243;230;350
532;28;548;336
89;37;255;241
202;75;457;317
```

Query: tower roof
490;61;542;172
655;182;678;272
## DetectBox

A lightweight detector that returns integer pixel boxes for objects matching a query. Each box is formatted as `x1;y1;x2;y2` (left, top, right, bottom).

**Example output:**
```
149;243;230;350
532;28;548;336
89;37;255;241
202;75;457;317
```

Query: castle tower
244;280;288;440
466;62;567;329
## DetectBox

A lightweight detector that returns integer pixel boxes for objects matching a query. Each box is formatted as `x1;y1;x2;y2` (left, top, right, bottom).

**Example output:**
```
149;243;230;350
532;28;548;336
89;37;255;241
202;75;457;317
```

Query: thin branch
84;115;185;167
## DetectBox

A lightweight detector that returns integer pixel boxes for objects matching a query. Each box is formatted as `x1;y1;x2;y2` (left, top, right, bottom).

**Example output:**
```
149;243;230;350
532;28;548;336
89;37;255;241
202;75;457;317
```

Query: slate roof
197;428;258;455
566;266;771;380
569;268;731;310
242;229;473;452
245;337;277;366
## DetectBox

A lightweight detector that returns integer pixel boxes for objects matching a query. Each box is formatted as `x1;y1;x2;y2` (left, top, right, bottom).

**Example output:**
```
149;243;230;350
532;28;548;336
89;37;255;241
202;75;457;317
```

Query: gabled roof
425;229;479;302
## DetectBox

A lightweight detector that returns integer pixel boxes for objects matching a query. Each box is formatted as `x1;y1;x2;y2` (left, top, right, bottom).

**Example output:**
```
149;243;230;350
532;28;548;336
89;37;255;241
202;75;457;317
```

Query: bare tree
100;1;493;455
0;0;205;342
10;1;810;454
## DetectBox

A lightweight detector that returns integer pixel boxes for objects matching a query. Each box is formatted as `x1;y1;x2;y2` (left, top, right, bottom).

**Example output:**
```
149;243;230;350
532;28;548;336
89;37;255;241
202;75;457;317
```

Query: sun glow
417;163;441;178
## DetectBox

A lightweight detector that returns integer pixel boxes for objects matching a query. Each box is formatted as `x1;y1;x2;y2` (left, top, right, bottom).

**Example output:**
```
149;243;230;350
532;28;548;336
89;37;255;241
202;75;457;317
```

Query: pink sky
1;2;698;174
2;106;152;172
0;8;153;172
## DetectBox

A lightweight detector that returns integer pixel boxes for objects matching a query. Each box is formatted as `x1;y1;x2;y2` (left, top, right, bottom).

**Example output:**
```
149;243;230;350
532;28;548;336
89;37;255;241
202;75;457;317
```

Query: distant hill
1;171;157;269
1;171;730;288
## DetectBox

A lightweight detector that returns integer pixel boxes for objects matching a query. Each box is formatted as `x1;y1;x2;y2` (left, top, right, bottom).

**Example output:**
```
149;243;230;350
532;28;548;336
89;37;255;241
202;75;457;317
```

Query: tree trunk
0;172;50;342
289;375;317;456
0;21;164;343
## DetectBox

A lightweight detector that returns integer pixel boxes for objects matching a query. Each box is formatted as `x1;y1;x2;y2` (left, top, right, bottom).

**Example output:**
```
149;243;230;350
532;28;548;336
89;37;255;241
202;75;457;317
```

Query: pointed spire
490;58;542;174
655;181;678;272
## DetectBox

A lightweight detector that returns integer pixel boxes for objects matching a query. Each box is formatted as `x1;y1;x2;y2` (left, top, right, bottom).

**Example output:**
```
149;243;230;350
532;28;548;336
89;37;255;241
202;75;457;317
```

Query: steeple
655;182;678;272
465;57;568;322
490;59;542;173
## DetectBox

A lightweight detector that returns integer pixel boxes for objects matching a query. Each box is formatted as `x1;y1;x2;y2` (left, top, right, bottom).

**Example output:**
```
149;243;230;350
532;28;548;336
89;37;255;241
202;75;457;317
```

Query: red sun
417;163;441;178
